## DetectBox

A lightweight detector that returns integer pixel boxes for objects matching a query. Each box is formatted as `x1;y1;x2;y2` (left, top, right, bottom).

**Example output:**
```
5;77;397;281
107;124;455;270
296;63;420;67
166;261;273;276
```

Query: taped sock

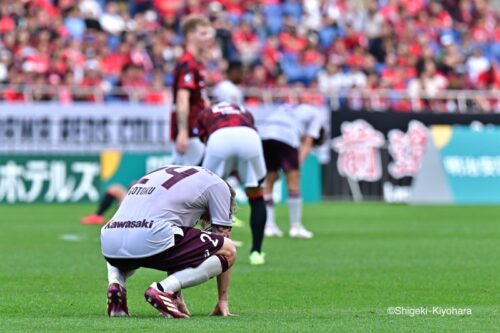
159;256;223;293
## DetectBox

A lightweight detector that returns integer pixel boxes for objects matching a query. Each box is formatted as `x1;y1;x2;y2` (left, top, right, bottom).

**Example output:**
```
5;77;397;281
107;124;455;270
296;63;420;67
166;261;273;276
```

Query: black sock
249;196;267;253
96;192;115;216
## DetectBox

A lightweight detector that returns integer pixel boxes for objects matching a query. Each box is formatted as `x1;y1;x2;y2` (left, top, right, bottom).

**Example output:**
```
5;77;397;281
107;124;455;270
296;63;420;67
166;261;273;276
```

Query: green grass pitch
0;203;499;332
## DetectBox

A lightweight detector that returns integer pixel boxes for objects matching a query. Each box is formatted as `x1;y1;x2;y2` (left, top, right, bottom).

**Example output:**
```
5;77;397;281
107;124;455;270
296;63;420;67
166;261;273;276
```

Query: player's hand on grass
210;300;234;317
176;131;189;154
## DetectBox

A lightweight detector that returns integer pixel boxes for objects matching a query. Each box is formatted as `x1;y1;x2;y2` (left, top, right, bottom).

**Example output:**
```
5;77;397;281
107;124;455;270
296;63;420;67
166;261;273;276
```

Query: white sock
288;195;303;227
107;263;135;287
158;275;181;294
264;194;277;228
159;256;223;293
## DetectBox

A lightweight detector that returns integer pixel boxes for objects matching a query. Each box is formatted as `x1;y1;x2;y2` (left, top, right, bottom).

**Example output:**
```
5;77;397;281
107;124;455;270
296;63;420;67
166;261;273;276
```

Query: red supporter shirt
220;0;245;16
197;102;256;141
144;91;167;105
342;33;366;51
4;89;25;102
436;11;453;29
477;67;500;89
279;31;307;54
262;43;280;64
471;24;490;43
171;51;207;139
403;0;425;16
0;16;15;33
29;53;50;73
233;30;259;48
303;49;323;65
408;42;422;57
346;53;364;67
380;3;398;22
494;26;500;42
153;0;183;18
101;53;129;76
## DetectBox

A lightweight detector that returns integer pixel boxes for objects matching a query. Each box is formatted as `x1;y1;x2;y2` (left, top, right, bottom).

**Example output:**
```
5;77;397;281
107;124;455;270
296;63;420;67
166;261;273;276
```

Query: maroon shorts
262;139;299;173
104;227;226;274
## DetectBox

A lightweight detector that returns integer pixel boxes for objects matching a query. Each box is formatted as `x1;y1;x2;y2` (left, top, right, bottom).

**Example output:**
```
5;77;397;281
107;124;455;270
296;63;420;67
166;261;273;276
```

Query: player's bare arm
211;271;233;316
211;235;236;317
299;136;314;164
212;235;236;316
176;89;191;153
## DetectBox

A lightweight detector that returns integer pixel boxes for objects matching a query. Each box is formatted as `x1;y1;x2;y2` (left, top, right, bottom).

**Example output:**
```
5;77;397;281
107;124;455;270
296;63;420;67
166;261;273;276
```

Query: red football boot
144;284;189;319
107;283;129;317
81;214;106;225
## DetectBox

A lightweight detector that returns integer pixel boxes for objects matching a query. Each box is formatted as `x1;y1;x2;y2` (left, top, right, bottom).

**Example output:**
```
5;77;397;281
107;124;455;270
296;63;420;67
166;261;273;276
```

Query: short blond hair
180;14;210;37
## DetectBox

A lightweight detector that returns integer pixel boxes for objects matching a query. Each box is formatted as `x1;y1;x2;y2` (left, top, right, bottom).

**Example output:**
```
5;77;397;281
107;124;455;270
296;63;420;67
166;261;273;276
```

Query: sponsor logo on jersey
104;219;154;229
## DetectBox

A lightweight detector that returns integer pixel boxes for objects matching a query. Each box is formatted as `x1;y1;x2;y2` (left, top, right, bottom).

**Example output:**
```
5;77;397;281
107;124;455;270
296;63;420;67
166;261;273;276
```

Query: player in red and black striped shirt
171;15;212;165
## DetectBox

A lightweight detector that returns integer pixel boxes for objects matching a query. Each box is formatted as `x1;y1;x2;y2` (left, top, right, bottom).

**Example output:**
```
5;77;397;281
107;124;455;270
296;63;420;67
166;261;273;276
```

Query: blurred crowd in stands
0;0;499;111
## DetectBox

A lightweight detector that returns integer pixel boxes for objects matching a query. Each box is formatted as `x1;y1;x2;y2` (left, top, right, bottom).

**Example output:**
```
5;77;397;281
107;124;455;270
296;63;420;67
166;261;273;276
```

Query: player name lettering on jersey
128;186;156;196
104;219;154;229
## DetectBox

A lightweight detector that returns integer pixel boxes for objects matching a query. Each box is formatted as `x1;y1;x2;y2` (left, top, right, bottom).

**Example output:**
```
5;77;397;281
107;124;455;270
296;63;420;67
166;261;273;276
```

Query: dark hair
227;60;243;74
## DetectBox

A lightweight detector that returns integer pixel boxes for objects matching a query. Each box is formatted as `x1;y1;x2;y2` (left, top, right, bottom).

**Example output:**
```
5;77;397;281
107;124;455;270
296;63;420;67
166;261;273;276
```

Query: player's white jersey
256;104;324;148
101;165;232;259
213;80;244;105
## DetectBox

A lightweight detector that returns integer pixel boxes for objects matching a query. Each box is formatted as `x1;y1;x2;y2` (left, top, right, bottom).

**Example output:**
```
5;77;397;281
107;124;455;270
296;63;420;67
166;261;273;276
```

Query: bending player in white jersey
198;101;268;265
101;166;237;318
257;103;325;239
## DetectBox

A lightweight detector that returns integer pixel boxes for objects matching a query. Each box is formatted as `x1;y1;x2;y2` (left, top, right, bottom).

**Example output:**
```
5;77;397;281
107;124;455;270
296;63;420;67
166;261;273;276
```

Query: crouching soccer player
100;165;237;318
198;101;267;265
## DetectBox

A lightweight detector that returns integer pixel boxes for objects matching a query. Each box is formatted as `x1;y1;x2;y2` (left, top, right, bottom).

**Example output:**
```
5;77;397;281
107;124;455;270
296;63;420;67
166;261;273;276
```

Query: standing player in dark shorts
198;102;267;265
101;166;237;318
171;15;212;166
257;104;325;239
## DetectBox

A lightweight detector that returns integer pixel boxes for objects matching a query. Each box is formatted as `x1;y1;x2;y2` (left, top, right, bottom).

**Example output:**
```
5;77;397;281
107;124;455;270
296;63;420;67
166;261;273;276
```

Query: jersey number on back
162;167;199;189
139;167;199;190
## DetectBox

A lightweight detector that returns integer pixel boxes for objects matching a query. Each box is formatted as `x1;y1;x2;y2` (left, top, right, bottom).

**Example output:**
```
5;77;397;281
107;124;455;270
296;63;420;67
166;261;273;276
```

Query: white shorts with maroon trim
202;126;266;188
